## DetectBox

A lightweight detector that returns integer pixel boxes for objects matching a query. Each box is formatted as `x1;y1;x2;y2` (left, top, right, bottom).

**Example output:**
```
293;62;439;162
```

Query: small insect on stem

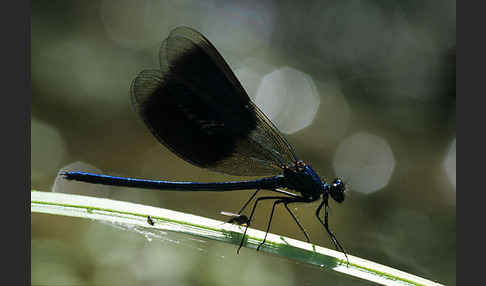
147;215;155;226
220;211;250;226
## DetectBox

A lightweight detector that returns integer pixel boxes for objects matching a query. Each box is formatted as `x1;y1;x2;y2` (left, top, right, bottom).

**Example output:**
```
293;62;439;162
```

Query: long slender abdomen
62;171;285;192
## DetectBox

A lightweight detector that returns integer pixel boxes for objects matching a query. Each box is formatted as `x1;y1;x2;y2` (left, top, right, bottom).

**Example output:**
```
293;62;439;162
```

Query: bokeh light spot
333;132;395;194
255;67;320;134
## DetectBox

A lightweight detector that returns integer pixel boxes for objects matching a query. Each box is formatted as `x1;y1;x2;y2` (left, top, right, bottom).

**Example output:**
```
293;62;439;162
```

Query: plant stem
31;190;443;286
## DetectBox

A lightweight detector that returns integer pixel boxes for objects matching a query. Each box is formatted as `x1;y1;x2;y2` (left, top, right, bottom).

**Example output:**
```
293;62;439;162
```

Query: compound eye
333;178;343;187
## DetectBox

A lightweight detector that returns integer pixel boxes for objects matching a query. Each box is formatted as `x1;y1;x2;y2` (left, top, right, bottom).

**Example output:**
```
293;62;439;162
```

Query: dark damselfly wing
130;27;298;176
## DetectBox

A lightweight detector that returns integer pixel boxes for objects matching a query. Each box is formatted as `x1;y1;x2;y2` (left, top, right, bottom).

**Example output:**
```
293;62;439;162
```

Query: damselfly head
329;178;345;203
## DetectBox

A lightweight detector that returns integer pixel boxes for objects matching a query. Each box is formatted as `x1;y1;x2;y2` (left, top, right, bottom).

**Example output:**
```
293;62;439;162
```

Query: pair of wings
130;26;298;176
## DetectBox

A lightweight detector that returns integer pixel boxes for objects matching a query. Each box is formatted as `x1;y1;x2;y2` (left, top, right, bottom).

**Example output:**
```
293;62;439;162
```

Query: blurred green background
31;0;456;285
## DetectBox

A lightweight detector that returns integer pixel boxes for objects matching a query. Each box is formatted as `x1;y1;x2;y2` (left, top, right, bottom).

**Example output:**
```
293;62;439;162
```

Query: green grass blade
31;190;443;286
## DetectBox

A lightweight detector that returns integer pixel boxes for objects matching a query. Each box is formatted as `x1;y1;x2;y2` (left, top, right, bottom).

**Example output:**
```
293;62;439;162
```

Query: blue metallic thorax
283;164;327;201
